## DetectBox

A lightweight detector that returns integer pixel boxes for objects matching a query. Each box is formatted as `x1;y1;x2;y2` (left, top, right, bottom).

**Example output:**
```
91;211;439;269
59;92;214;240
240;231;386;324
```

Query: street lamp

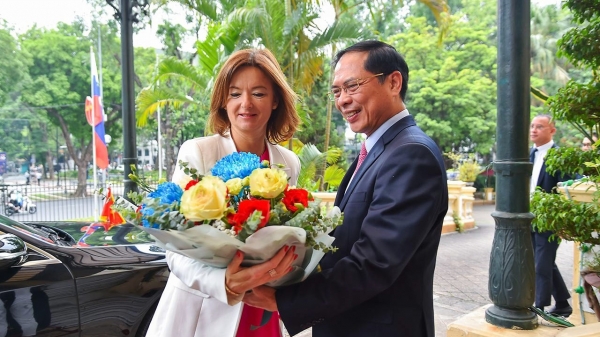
105;0;150;199
486;0;537;330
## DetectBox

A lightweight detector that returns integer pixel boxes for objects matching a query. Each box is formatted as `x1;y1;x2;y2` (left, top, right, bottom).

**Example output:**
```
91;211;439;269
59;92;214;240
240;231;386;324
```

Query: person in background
243;40;448;337
9;189;22;210
581;133;597;151
146;48;301;337
529;114;572;317
35;168;42;186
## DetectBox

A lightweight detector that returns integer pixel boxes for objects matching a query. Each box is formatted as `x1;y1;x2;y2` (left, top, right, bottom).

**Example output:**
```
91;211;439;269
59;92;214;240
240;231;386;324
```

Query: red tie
355;142;368;173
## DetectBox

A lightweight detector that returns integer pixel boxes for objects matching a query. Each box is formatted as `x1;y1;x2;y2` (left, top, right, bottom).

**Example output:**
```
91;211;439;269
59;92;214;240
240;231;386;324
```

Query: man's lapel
537;144;557;187
338;142;384;210
334;160;356;207
337;115;416;210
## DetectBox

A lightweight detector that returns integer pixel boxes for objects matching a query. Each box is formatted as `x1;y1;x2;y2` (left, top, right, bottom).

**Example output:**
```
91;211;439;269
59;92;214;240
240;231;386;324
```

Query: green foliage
546;1;600;140
544;147;600;177
530;1;600;257
295;143;345;192
0;25;29;106
531;190;600;245
474;173;495;192
558;14;600;70
453;213;464;233
387;13;497;154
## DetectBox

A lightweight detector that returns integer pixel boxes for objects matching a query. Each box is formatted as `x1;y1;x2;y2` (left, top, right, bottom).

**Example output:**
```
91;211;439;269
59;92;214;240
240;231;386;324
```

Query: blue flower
211;152;262;181
148;182;183;205
140;206;159;228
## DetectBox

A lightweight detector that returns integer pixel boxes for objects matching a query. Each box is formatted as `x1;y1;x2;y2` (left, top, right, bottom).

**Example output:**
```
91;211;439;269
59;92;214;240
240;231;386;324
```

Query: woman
147;48;301;337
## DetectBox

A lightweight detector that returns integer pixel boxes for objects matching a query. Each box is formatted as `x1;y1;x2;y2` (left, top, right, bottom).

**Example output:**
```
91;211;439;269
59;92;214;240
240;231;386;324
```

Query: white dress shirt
348;109;410;188
530;140;554;194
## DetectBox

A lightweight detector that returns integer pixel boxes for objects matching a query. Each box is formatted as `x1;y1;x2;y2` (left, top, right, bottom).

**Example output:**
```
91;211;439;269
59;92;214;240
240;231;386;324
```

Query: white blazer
146;134;300;337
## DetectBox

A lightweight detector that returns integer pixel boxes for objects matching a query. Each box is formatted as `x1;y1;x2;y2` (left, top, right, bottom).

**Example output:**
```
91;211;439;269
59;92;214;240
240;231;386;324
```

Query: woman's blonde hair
209;48;300;144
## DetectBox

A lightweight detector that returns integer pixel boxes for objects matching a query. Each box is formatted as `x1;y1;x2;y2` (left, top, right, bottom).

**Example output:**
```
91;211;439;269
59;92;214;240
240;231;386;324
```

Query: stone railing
443;181;476;234
313;181;477;234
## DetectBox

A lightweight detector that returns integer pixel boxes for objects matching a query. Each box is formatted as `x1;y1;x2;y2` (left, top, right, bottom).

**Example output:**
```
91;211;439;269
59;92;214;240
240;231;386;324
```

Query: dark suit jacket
533;144;569;194
277;116;448;337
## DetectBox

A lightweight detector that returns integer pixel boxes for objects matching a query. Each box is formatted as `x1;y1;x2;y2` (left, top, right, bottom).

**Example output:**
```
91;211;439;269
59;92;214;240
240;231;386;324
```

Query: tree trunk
164;106;176;181
73;165;89;197
50;109;92;197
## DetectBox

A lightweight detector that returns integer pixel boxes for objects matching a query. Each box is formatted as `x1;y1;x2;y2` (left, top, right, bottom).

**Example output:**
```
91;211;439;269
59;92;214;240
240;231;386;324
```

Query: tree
136;0;363;180
388;8;497;154
18;21;133;196
530;4;573;98
0;24;29;106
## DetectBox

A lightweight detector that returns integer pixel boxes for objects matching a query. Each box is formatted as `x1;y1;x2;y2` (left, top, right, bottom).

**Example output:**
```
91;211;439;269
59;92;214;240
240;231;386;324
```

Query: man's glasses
530;124;547;131
328;73;385;101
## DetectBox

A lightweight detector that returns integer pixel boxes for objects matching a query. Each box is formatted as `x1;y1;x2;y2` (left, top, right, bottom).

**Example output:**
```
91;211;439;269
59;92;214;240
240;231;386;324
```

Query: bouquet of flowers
114;152;343;287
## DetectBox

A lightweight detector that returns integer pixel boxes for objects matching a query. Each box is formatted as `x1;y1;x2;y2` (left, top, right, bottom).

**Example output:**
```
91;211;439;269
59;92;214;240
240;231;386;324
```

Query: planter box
558;183;600;323
312;181;477;235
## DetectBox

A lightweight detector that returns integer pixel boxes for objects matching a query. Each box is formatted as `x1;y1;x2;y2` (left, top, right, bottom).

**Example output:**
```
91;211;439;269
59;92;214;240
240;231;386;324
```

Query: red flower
228;199;271;233
185;179;199;190
282;188;312;212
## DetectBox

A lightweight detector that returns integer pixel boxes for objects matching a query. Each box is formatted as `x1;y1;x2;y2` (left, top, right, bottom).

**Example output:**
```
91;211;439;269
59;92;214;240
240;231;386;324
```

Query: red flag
100;187;125;229
89;49;109;169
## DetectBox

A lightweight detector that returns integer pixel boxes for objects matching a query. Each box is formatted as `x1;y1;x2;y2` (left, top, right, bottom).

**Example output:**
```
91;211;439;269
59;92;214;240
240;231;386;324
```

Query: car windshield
0;215;156;247
0;216;58;244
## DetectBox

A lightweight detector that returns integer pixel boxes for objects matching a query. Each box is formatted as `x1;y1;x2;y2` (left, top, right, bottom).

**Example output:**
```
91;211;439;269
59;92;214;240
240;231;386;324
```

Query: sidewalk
433;204;573;335
287;203;575;337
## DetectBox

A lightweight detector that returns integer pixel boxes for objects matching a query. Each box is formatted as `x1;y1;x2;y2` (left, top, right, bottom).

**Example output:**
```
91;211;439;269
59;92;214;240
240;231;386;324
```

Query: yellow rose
249;168;288;199
225;178;243;195
180;176;228;221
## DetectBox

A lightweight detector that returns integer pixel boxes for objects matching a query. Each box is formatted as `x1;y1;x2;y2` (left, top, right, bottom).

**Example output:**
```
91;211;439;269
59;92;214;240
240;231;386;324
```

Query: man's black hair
333;40;409;100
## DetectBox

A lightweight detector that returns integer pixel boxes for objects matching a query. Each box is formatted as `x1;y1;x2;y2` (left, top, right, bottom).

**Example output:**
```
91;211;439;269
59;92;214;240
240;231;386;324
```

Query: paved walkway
433;203;574;335
287;203;575;337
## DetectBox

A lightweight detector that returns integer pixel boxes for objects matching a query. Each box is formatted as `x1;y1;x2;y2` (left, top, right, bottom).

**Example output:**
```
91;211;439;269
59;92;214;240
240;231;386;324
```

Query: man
529;114;572;317
244;41;448;336
581;133;596;151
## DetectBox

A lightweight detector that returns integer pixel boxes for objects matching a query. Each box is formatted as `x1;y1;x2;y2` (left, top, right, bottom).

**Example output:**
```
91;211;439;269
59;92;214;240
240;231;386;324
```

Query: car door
0;229;79;337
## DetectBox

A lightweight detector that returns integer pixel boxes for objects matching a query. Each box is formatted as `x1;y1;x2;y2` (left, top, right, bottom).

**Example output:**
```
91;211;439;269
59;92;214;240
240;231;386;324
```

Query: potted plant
458;155;480;186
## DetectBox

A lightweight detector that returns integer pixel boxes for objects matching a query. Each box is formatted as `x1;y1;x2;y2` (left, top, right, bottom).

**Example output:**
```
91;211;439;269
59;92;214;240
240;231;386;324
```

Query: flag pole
97;25;107;188
155;53;162;180
91;46;99;222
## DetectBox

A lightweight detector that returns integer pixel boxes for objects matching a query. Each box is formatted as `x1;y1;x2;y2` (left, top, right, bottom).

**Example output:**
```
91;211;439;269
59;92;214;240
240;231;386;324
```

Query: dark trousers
531;230;570;307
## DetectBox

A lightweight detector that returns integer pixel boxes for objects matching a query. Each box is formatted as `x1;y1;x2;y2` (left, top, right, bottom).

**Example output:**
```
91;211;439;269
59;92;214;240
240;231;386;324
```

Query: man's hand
243;286;278;312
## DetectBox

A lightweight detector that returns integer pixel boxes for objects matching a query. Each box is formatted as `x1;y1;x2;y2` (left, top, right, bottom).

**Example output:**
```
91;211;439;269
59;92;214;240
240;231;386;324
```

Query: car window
1;216;156;247
0;216;56;244
30;222;156;247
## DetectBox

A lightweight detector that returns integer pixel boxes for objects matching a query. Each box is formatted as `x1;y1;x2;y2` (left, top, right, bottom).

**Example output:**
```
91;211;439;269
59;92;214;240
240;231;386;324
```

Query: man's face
582;137;593;151
332;52;393;137
529;116;555;147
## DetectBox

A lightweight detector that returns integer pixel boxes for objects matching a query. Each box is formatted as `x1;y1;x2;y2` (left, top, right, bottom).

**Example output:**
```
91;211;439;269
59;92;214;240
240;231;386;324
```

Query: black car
0;215;168;337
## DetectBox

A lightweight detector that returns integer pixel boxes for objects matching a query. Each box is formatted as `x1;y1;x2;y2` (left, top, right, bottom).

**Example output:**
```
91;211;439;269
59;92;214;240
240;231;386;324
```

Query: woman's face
225;66;279;138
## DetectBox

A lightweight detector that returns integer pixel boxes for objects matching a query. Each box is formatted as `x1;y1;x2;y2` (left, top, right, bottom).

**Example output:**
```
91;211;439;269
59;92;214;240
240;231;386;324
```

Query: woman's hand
225;245;296;299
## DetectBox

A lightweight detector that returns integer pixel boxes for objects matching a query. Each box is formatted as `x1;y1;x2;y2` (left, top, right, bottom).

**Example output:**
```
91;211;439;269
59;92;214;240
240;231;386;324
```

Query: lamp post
106;0;149;199
486;0;537;330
